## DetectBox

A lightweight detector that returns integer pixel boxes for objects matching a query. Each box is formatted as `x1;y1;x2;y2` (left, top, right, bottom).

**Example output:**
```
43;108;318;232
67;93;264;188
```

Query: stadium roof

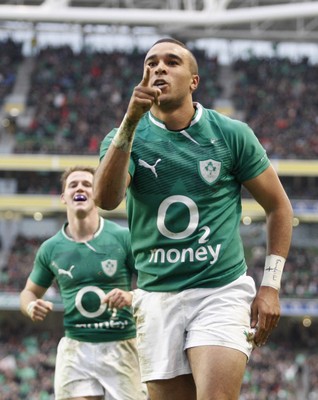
1;0;318;43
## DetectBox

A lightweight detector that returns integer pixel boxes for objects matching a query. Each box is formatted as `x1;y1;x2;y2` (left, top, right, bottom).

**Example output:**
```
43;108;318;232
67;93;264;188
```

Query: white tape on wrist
111;114;136;153
26;301;36;317
112;135;133;153
261;254;286;290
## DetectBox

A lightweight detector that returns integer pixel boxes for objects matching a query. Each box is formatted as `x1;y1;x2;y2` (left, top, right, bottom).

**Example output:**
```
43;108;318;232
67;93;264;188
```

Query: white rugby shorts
132;274;256;382
54;337;148;400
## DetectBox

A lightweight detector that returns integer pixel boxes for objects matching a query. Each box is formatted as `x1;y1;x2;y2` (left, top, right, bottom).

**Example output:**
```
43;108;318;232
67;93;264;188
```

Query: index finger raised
139;66;151;87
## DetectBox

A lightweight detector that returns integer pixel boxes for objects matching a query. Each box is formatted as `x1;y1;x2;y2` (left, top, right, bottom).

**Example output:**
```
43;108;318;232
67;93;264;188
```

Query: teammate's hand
250;286;280;347
126;66;161;122
103;288;133;309
27;299;54;322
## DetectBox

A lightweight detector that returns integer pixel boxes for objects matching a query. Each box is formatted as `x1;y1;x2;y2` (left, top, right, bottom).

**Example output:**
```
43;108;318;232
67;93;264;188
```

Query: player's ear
60;193;66;205
190;74;199;93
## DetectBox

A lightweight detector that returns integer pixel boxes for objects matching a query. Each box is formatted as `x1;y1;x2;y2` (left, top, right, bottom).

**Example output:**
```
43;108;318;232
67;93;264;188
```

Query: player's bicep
242;165;287;213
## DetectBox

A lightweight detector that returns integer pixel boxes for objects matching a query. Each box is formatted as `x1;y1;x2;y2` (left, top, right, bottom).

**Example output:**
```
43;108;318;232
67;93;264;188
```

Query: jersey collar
62;216;104;242
148;102;203;145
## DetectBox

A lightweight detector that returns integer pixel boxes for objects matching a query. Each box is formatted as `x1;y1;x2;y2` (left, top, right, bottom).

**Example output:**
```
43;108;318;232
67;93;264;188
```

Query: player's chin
158;96;175;109
74;198;90;206
74;208;88;218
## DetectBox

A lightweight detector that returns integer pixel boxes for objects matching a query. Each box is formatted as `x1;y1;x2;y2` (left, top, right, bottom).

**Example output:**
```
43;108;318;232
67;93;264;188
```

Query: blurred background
0;1;317;399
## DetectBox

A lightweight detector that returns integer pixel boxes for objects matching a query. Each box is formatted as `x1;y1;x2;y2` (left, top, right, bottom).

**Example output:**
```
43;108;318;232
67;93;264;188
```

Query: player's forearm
265;201;293;258
257;195;293;290
94;148;130;210
112;113;138;152
94;115;138;210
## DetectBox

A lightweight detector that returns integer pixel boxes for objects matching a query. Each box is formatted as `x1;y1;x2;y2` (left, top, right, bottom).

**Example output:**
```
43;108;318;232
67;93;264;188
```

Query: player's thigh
132;290;191;382
187;345;247;400
146;374;196;400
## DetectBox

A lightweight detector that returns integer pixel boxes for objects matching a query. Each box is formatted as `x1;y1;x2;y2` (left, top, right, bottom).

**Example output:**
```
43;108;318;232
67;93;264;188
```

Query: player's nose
155;60;167;74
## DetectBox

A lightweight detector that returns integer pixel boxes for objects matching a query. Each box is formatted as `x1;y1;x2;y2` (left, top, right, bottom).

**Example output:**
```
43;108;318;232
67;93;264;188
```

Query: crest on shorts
101;259;117;277
198;159;221;185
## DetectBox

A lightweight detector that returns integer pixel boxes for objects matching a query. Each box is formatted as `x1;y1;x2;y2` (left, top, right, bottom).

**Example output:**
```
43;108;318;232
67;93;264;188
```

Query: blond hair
60;166;95;192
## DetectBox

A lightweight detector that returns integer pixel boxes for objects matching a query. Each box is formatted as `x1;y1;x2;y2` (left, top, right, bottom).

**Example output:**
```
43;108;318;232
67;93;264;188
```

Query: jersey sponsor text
149;243;221;265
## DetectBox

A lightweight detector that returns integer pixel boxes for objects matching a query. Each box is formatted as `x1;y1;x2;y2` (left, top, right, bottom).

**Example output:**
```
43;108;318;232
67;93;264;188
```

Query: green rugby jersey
100;103;270;292
30;217;136;342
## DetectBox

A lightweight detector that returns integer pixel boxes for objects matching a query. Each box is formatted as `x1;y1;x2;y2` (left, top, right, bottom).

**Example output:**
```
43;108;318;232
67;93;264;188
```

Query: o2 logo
157;195;210;242
75;286;116;318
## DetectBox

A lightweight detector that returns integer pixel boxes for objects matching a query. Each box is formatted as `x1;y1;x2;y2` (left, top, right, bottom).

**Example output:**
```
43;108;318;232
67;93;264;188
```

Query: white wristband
260;254;285;290
26;301;36;317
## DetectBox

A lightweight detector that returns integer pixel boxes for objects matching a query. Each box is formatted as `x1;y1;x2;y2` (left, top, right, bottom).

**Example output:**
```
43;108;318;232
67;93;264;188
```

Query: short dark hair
60;166;95;192
152;37;188;49
150;37;198;75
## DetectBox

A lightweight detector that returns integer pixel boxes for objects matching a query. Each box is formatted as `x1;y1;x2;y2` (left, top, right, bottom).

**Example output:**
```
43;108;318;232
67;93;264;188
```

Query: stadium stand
10;46;220;154
232;56;318;160
0;38;23;107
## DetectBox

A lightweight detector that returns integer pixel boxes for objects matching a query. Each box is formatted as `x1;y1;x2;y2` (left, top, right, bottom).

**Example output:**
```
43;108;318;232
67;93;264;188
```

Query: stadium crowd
2;42;317;160
0;322;58;400
0;38;23;108
12;45;220;155
232;56;318;159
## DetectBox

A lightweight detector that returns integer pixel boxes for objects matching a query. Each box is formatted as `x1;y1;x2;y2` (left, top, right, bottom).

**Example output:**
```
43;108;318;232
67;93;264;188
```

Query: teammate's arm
94;66;161;210
243;164;293;346
20;278;53;322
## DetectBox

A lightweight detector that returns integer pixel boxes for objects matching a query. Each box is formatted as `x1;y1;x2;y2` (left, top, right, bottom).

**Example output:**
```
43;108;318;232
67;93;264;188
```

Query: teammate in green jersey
20;166;147;400
93;38;293;400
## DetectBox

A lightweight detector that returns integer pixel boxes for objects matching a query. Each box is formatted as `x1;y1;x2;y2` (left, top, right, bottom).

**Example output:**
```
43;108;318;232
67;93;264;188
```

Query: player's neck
152;101;196;131
66;213;100;242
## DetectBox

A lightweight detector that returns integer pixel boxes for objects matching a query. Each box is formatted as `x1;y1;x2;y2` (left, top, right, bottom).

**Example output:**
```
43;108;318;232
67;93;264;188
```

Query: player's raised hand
126;66;161;122
103;288;133;309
